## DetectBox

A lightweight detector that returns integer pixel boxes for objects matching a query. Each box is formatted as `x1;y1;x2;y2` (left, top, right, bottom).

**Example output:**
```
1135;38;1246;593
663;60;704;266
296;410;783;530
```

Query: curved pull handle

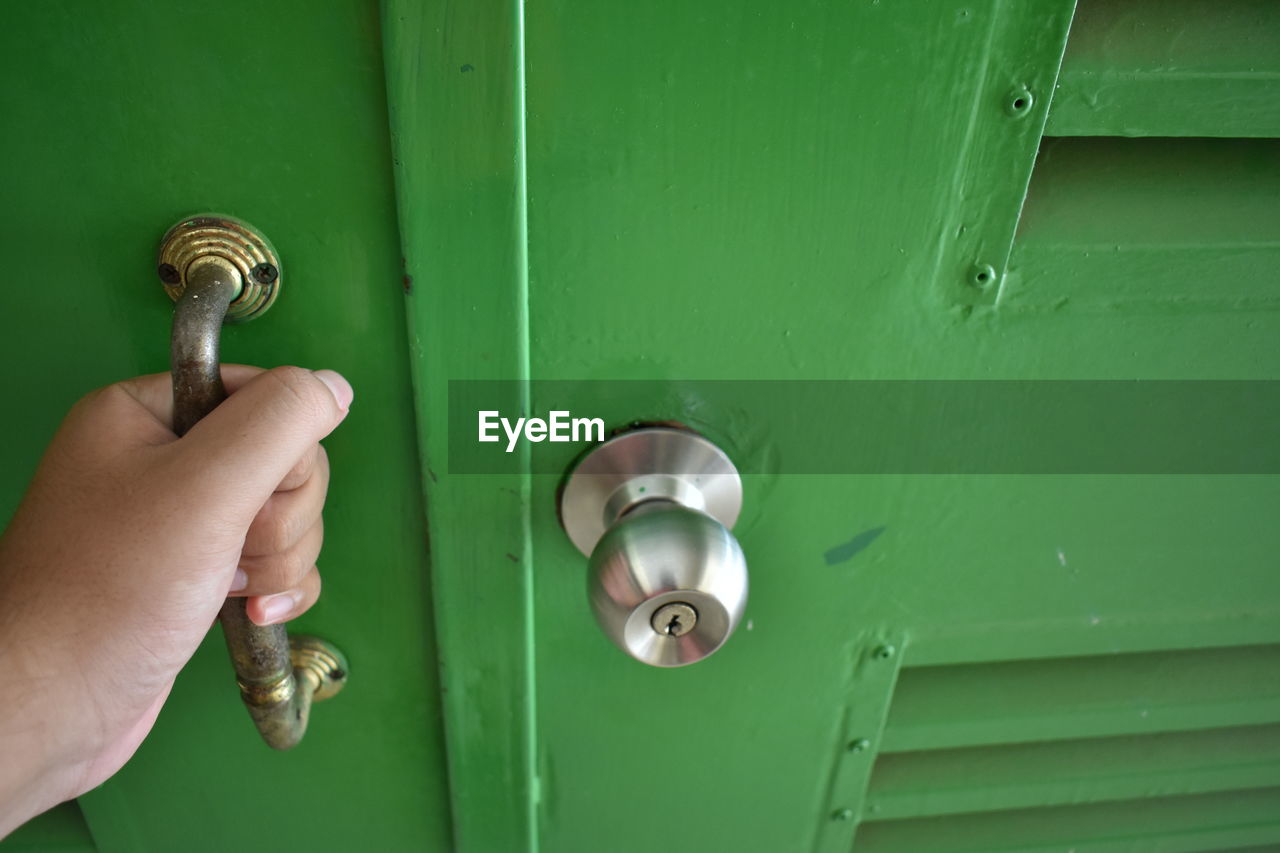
161;215;347;750
559;427;749;668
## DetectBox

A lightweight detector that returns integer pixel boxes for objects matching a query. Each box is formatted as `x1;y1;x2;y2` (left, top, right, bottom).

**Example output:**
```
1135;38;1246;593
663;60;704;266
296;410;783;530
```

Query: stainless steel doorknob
560;427;748;667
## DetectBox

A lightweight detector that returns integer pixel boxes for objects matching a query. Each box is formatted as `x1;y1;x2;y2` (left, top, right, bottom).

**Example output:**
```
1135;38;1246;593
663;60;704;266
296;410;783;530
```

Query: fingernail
230;569;249;592
312;369;354;411
258;591;299;625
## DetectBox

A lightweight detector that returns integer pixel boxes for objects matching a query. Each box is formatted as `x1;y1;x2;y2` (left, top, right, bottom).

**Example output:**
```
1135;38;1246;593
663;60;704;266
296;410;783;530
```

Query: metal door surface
0;2;451;850
4;1;1279;851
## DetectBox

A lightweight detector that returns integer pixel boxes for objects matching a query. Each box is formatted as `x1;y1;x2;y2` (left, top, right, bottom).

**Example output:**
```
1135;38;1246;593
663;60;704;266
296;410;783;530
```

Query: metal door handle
159;215;347;749
559;427;749;667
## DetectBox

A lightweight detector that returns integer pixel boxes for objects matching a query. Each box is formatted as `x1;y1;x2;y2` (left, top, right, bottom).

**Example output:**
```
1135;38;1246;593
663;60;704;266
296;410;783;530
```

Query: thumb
170;366;352;516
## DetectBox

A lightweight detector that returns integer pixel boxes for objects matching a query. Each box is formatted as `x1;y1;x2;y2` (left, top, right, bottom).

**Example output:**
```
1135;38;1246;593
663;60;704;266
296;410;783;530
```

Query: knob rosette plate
560;427;742;556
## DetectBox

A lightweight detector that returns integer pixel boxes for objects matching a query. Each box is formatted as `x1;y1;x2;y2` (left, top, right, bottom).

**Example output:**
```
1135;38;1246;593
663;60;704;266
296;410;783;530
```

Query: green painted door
5;1;1279;851
0;2;451;850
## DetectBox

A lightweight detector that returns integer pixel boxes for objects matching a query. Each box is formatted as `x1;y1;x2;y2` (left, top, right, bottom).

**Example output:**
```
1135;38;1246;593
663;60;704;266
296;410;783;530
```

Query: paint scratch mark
823;526;887;566
1057;548;1067;567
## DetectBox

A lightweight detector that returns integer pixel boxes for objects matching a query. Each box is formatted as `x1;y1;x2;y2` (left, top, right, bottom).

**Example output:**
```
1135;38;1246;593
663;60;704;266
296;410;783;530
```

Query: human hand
0;365;352;836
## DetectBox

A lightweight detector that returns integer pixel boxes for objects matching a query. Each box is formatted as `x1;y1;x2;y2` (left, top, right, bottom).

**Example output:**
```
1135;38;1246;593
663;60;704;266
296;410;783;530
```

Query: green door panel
385;0;1280;851
5;1;1279;851
0;804;92;852
0;2;451;851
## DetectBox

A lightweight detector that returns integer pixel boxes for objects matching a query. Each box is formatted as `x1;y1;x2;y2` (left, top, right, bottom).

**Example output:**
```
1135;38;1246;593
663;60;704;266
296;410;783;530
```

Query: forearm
0;638;80;839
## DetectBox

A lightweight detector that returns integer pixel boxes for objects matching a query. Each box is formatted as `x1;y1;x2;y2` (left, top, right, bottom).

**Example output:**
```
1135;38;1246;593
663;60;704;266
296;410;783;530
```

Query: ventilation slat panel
1002;137;1280;312
855;787;1280;853
865;724;1280;821
1046;0;1280;138
881;645;1280;752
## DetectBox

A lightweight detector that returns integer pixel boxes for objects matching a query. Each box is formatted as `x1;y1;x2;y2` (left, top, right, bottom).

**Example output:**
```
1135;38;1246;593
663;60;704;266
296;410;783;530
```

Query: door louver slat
854;645;1280;851
869;724;1280;821
1045;0;1280;138
855;787;1280;853
881;645;1280;752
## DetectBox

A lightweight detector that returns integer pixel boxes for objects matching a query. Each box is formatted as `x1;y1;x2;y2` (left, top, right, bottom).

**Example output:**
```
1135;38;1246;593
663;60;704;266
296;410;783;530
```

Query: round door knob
560;427;748;667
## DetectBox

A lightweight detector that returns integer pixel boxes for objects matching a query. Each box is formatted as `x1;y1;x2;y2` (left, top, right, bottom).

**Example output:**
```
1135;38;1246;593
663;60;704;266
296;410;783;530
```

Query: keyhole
651;602;698;638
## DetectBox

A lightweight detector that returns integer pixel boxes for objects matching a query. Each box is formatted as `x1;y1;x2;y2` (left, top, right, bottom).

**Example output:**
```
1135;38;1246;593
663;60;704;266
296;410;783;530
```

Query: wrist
0;626;90;838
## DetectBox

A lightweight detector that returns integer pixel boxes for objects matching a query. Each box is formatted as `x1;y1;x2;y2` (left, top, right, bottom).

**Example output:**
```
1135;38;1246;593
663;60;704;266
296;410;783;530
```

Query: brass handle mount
158;214;348;750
